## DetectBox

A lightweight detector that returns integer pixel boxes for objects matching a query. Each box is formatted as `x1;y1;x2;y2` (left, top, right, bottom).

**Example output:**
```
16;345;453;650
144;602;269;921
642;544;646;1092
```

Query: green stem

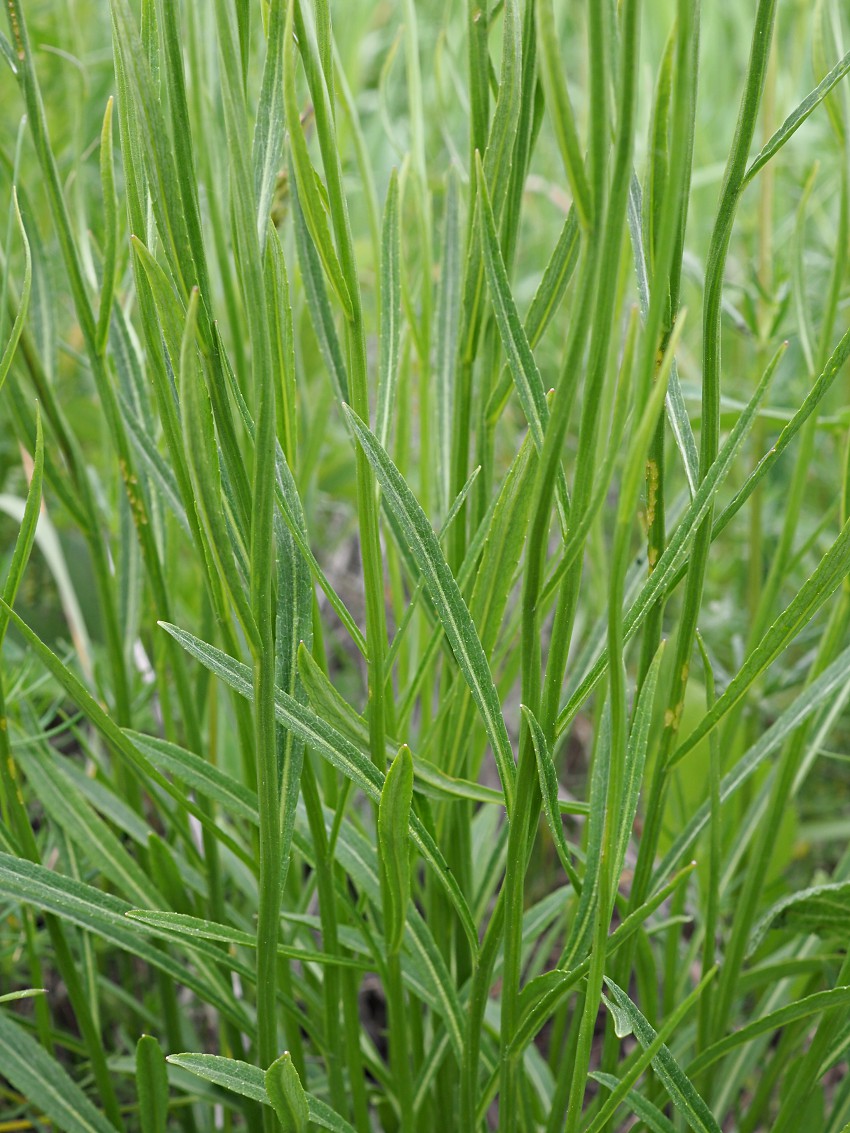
628;0;779;926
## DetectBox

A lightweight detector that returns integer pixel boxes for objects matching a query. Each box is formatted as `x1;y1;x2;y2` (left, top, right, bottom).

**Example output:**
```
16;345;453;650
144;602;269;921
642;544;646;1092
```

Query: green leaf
688;986;850;1076
537;0;592;229
342;405;516;813
266;222;299;465
0;405;42;648
169;1053;267;1103
283;0;351;320
592;969;717;1133
510;867;698;1058
0;189;31;395
15;743;164;909
158;621;478;954
643;32;674;274
0;851;249;1030
589;1074;677;1133
617;642;665;877
109;0;194;291
556;341;782;735
0;988;45;1005
524;207;580;350
670;513;850;767
435;169;461;511
559;709;610;969
266;1052;309;1133
749;881;850;955
168;1053;357;1132
95;97;117;354
379;745;414;954
476;154;548;444
476;154;569;534
136;1035;169;1133
290;167;349;404
115;385;191;536
126;909;367;970
627;175;699;497
0;1009;115;1133
217;346;365;657
319;801;465;1059
481;0;522;223
655;641;850;883
376;168;401;450
298;644;534;810
253;0;285;247
178;288;256;642
126;729;259;825
603;977;722;1133
745;47;850;184
522;705;581;892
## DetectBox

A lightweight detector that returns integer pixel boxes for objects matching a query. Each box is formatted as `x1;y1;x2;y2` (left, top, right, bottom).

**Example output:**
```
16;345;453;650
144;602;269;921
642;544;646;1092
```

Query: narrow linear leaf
525;207;580;350
745;47;850;183
617;642;665;877
688;986;850;1076
95;97;117;354
0;406;42;648
0;851;250;1029
342;405;516;812
749;880;850;956
655;641;850;883
266;1052;309;1133
15;743;164;909
299;644;551;810
290;169;349;403
509;865;697;1055
537;0;592;228
522;705;581;892
477;153;548;449
126;729;259;824
158;621;478;953
556;342;783;734
590;1074;676;1133
127;909;367;970
253;0;285;247
0;1009;115;1133
168;1054;357;1133
435;168;461;511
670;513;850;767
283;0;351;320
603;978;722;1133
136;1035;169;1133
628;175;699;496
376;168;401;450
0;189;31;394
592;969;717;1133
0;989;46;1005
379;745;414;953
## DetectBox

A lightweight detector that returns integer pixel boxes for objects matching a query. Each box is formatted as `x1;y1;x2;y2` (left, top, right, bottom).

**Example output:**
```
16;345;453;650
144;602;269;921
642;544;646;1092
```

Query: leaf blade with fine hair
158;620;478;953
603;977;722;1133
0;1009;116;1133
342;404;516;813
136;1035;169;1133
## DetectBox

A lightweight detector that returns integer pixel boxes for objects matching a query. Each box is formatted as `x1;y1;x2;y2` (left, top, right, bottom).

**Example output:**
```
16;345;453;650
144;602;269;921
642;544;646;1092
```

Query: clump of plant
2;0;850;1130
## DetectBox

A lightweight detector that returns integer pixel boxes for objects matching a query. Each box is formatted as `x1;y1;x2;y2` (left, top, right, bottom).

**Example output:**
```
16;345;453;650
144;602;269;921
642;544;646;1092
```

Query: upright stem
629;0;779;925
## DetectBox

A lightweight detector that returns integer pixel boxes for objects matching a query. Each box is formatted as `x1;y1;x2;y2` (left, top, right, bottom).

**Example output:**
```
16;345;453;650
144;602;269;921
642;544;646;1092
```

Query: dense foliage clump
2;1;850;1130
